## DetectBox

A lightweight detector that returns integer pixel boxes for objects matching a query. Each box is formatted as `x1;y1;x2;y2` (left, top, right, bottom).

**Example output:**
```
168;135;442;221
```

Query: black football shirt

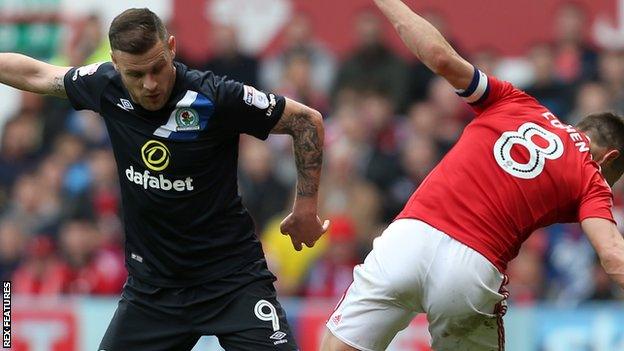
63;61;286;287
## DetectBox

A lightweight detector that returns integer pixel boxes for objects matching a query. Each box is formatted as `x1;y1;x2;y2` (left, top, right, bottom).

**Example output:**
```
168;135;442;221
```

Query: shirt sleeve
212;75;286;140
578;165;616;224
455;67;517;114
63;62;112;113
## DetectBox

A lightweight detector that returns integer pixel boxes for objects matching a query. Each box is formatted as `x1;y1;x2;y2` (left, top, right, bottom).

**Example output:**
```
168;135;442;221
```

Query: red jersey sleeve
578;165;615;223
455;67;516;114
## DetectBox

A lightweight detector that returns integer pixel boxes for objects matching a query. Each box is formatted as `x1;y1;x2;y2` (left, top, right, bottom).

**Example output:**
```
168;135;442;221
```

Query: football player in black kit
0;8;329;351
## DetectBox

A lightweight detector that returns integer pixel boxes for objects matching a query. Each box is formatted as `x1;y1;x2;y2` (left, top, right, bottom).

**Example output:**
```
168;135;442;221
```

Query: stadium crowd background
0;1;623;308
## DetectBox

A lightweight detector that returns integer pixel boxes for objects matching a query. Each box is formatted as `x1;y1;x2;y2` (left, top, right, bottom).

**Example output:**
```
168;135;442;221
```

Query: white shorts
326;219;508;351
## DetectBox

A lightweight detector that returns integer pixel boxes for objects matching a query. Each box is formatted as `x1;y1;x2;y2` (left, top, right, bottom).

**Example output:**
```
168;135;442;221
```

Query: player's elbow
307;108;324;128
300;108;324;143
427;45;455;76
394;22;409;41
306;108;325;138
298;106;323;129
283;106;324;141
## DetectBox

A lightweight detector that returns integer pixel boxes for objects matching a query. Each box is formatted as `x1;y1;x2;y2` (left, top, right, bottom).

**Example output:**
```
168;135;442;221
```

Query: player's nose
143;74;158;91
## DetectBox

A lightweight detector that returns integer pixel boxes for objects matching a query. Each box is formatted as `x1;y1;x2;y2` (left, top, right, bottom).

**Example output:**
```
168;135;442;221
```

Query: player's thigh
326;263;418;351
428;312;505;351
320;328;359;351
326;219;438;351
211;279;298;351
98;297;200;351
424;237;508;351
427;292;507;351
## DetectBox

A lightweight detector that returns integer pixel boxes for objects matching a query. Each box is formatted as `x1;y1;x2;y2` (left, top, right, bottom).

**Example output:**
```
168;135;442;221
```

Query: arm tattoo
49;75;67;98
273;110;323;197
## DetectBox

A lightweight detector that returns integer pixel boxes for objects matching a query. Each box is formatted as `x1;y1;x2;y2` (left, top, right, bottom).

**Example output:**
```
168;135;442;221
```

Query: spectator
302;215;358;298
322;140;382;250
403;102;437;135
0;112;42;196
57;218;126;295
552;2;598;83
525;43;573;119
597;50;624;113
1;154;66;239
0;220;25;281
544;224;596;305
325;100;371;148
261;215;328;296
261;13;336;95
32;155;65;236
87;149;124;251
201;24;259;85
361;91;403;218
52;14;109;67
331;10;409;111
275;51;328;114
407;10;460;103
239;136;290;233
385;137;439;217
3;173;47;236
425;77;469;154
52;133;86;166
567;82;612;124
427;76;473;124
65;110;110;148
67;148;122;241
471;47;501;77
507;230;547;304
12;236;66;295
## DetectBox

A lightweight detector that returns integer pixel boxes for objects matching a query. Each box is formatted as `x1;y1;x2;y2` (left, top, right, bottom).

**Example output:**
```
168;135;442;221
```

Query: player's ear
598;149;620;167
167;35;176;59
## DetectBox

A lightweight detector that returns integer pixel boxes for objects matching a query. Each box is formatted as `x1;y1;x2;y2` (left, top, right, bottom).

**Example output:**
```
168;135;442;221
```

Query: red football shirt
397;70;614;272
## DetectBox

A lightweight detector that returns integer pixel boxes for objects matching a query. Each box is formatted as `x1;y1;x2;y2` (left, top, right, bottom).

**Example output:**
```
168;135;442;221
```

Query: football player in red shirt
322;1;624;350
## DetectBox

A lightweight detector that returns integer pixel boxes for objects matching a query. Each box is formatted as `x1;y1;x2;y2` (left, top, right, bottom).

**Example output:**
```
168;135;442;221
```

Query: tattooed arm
0;53;70;97
271;98;330;250
271;98;324;197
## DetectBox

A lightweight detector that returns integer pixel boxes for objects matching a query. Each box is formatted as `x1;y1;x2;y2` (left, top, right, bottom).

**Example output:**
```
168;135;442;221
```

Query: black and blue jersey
64;61;286;287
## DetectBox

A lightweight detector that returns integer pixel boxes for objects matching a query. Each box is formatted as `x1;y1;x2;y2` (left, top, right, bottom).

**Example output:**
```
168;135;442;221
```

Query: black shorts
98;263;298;351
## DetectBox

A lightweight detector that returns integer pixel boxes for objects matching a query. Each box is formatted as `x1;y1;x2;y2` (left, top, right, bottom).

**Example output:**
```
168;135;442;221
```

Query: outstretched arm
271;98;330;250
373;0;473;90
0;53;70;97
582;218;624;288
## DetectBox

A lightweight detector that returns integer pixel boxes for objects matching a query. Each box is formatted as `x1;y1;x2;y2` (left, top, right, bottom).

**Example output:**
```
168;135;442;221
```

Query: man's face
111;36;177;111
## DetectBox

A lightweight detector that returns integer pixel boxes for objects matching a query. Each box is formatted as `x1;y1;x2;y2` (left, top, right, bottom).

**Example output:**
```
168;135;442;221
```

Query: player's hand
280;212;330;251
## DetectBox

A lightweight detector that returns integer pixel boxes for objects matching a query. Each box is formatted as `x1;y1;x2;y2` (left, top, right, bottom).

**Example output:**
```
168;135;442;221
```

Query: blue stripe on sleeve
456;67;480;97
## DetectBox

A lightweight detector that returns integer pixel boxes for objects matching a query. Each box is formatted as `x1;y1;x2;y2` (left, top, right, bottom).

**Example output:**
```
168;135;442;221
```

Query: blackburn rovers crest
175;108;200;131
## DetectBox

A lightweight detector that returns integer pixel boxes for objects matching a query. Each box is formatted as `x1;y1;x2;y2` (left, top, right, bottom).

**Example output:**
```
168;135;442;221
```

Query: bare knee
320;328;360;351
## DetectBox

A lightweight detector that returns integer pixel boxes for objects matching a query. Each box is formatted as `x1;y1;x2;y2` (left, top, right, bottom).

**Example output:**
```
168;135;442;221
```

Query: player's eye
152;64;165;74
127;71;143;78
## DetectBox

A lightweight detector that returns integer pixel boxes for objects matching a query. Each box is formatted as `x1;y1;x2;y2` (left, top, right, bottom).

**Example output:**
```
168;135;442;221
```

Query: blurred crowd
1;2;623;306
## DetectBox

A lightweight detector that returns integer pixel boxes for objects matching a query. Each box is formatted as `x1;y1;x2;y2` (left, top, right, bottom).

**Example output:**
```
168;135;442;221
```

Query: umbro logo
270;331;286;340
270;331;287;345
116;98;134;111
